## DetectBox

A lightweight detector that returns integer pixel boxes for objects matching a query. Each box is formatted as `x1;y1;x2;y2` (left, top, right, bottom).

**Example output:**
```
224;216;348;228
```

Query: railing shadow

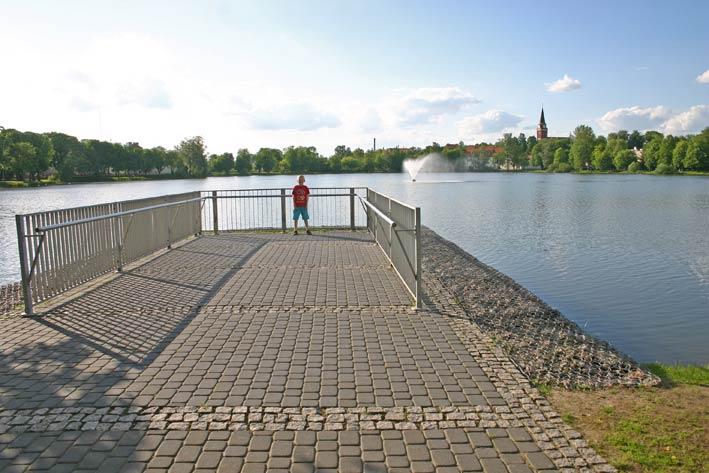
0;234;267;410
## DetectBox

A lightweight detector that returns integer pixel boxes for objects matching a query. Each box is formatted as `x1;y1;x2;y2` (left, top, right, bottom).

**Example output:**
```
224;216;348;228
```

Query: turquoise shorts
293;207;309;221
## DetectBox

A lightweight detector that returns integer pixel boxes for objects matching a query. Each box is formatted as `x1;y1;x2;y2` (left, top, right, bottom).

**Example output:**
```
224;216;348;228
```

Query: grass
547;364;709;473
645;363;709;386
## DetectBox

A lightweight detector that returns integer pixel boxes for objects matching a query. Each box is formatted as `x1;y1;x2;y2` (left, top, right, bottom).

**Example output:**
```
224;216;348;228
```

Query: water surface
1;173;707;364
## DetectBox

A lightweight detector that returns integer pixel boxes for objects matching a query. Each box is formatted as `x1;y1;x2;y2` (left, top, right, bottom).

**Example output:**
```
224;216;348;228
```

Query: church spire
536;107;548;140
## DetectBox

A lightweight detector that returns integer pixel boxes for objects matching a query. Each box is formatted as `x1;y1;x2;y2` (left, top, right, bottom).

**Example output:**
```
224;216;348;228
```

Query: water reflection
1;172;708;364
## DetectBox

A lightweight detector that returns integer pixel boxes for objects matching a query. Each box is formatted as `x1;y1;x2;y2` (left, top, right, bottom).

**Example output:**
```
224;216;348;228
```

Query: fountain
403;153;455;181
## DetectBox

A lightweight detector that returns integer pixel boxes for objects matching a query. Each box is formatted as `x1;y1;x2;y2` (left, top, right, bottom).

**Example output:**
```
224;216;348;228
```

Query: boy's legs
304;218;311;234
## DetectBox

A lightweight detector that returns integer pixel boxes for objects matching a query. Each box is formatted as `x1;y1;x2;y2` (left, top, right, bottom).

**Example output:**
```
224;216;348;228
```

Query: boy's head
298;175;305;185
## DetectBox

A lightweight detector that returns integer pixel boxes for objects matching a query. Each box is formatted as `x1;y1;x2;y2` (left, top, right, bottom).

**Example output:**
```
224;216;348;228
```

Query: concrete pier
0;232;613;472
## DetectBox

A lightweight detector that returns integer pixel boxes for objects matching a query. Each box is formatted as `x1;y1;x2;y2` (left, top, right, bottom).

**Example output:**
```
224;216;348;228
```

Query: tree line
1;124;707;182
517;127;709;173
0;128;425;182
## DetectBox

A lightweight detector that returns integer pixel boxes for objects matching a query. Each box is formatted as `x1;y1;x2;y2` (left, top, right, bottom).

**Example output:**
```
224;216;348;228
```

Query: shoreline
3;169;708;188
420;227;659;389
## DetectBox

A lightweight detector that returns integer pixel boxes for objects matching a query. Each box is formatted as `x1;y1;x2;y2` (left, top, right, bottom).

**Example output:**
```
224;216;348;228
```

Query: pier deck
0;232;604;472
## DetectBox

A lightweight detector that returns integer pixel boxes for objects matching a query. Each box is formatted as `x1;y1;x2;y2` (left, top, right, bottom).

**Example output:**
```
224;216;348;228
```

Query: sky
1;0;708;155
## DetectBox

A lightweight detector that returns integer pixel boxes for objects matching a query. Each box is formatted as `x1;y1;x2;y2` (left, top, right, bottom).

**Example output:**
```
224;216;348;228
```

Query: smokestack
373;138;376;151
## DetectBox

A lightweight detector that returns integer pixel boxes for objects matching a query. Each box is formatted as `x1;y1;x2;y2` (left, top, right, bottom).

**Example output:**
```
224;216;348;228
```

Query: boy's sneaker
306;230;312;235
293;230;298;235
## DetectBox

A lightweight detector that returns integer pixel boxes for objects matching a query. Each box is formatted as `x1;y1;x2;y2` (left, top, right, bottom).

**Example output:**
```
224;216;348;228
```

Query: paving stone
196;451;222;469
0;231;617;473
524;452;556;470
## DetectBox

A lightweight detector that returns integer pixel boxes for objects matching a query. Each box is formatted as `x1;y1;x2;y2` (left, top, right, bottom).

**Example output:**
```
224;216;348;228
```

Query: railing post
414;206;422;309
349;188;355;231
15;215;33;316
196;194;203;236
211;191;219;235
280;189;287;233
114;217;124;272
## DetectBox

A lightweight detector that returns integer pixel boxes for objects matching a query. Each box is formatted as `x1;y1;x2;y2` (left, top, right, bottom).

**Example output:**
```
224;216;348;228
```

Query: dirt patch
549;385;709;472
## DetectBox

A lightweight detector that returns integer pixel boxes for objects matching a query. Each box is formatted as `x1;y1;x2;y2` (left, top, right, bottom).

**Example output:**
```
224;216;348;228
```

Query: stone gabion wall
0;282;22;317
421;228;659;389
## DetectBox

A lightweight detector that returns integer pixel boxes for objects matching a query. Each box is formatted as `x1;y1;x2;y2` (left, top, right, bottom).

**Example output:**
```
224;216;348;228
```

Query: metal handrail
35;197;203;232
15;186;420;314
358;196;396;228
34;192;360;232
364;189;422;308
211;193;355;199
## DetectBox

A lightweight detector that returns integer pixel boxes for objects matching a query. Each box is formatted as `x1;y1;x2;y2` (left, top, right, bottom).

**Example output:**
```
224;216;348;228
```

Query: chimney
373;138;376;151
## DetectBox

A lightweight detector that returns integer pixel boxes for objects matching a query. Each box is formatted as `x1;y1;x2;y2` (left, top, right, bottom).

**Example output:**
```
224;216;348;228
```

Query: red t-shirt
292;185;309;207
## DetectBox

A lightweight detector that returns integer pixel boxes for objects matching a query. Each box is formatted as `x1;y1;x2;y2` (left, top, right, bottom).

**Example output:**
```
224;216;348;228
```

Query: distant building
536;108;548;140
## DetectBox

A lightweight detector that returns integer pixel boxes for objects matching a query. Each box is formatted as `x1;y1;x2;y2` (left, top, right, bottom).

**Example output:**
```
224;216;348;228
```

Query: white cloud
597;106;671;132
359;108;382;133
116;78;172;109
661;105;709;135
546;74;582;93
697;70;709;84
394;87;480;126
245;102;341;131
457;110;523;135
598;105;708;135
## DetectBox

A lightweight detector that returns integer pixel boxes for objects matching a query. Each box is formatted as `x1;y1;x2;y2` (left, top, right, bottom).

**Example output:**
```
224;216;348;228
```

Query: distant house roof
464;145;502;154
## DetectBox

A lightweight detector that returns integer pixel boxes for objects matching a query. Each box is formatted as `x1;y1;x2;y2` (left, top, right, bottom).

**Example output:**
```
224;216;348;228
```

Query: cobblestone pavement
0;231;615;472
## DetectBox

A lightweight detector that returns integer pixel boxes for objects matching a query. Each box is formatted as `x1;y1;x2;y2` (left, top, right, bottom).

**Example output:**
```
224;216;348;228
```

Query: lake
1;172;708;365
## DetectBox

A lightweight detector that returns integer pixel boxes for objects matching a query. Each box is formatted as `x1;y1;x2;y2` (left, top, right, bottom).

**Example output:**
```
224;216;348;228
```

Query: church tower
536;108;548;140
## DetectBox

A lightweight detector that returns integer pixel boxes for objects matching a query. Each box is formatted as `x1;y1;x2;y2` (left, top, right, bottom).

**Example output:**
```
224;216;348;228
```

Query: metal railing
15;192;201;314
201;187;367;233
364;189;422;308
14;186;421;314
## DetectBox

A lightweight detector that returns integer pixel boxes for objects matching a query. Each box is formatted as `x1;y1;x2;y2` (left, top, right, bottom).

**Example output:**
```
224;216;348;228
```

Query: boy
292;175;312;235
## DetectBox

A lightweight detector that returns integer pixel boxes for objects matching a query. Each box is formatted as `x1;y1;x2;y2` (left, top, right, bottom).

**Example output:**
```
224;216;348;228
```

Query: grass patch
550;379;708;472
645;363;709;386
534;382;552;396
0;180;29;188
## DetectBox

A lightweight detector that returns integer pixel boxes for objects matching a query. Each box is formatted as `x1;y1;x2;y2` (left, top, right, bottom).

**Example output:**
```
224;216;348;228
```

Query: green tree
46;132;86;181
281;146;323;173
682;130;709;171
642;138;662;171
13;131;54;179
82;139;116;176
613;149;635;171
327;155;342;173
209;152;234;174
672;140;688;171
570;125;595;170
7;141;38;179
553;147;569;165
658;135;677;167
235;149;253;175
645;130;663;143
526;135;537;154
591;143;613;171
606;137;627;158
333;145;352;159
254;148;281;173
123;142;144;175
628;130;645;150
340;156;360;172
176;136;208;177
165;149;185;176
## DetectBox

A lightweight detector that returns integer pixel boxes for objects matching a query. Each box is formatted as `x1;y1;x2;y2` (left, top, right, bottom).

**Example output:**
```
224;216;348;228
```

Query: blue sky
1;0;707;154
